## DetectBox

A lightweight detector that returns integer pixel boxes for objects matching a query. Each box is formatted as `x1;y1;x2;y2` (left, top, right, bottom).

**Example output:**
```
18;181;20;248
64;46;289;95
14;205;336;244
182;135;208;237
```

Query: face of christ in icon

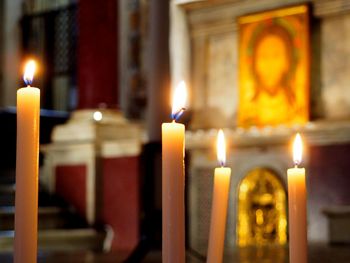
251;25;294;101
254;34;290;96
242;24;298;126
238;7;310;128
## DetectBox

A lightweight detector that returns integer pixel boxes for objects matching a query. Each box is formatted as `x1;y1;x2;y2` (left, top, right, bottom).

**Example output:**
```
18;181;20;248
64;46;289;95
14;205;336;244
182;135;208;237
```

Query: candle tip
171;107;186;122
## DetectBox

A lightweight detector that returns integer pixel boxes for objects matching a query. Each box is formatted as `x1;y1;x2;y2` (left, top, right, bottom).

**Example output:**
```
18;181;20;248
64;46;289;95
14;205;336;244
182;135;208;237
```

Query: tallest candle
162;81;187;263
14;60;40;263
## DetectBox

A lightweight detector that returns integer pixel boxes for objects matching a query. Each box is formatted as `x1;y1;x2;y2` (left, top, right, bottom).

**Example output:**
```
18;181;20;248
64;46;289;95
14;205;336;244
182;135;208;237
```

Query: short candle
207;129;231;263
288;133;308;263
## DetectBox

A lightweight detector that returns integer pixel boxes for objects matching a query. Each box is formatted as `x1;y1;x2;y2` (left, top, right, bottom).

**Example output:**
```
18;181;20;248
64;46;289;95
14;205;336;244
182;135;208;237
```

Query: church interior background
0;0;350;262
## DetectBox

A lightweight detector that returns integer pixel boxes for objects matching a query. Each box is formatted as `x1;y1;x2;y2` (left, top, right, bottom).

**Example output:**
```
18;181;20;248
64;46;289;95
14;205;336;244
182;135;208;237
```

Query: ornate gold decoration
237;168;287;246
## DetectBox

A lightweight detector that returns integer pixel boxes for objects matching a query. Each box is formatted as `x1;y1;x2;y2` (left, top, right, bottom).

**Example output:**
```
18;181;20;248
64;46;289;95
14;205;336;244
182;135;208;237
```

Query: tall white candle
162;81;187;263
14;60;40;263
207;130;231;263
288;133;307;263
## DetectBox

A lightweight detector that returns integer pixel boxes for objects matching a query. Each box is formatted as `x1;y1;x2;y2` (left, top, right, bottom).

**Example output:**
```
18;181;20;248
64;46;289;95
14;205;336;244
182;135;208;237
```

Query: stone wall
171;0;350;128
321;13;350;119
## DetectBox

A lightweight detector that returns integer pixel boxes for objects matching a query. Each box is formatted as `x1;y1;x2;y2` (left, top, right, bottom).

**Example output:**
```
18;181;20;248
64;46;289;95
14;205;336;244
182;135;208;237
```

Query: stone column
147;0;171;142
42;0;141;252
137;0;170;251
2;0;22;107
78;0;118;109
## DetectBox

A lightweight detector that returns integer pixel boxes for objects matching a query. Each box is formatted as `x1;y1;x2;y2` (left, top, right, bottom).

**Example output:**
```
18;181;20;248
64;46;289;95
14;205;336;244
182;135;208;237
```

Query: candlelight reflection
93;111;103;122
238;245;286;263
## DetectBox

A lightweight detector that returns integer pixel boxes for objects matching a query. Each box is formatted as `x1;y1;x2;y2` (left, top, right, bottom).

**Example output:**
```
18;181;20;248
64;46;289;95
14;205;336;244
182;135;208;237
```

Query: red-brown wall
56;165;87;216
54;156;140;252
102;156;140;251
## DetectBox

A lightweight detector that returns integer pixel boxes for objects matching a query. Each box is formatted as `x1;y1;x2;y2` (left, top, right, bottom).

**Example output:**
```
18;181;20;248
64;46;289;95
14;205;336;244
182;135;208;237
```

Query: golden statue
237;168;287;246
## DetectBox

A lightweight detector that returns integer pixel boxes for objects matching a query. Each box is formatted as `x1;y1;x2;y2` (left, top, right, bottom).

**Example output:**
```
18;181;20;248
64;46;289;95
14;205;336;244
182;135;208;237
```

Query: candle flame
293;133;303;166
23;60;36;86
217;129;226;167
171;81;187;121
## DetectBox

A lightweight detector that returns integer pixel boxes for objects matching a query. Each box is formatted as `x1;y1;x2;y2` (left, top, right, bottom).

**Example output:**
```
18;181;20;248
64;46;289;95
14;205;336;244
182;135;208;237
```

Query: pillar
2;0;22;107
147;0;171;142
137;0;170;252
78;0;118;109
42;0;141;253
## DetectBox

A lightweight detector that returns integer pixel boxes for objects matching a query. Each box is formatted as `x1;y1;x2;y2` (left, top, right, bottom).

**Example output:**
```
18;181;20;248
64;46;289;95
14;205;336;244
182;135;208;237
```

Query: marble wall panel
322;13;350;119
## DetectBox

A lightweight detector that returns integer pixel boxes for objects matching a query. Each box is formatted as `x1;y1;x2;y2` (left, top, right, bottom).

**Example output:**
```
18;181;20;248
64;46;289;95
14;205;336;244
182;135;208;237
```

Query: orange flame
293;133;303;166
23;60;36;86
217;129;226;166
171;81;187;121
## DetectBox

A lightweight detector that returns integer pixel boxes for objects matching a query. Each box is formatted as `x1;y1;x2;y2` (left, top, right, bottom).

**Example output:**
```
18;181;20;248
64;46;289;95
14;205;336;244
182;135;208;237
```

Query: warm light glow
23;60;36;86
171;81;187;121
293;133;303;166
93;111;103;121
217;129;226;167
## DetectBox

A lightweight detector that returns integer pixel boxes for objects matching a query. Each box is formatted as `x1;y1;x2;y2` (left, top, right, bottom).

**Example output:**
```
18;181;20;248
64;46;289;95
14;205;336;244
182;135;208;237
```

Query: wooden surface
0;244;350;262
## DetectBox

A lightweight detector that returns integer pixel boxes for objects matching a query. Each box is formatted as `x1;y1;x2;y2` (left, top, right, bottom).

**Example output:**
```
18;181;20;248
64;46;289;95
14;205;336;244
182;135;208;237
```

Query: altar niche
237;168;287;246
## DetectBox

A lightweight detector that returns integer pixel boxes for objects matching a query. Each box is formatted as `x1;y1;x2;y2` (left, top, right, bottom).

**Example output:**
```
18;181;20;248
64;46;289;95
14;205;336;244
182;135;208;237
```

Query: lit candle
207;130;231;263
14;60;40;263
162;81;187;263
288;133;307;263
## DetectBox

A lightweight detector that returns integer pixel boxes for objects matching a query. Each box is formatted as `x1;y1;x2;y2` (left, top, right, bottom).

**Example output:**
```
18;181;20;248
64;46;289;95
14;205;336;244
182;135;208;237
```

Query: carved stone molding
314;0;350;17
176;0;350;17
186;120;350;149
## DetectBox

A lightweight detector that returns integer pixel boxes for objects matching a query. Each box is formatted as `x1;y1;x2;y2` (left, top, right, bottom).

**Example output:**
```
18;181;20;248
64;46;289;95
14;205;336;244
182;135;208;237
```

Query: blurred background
0;0;349;262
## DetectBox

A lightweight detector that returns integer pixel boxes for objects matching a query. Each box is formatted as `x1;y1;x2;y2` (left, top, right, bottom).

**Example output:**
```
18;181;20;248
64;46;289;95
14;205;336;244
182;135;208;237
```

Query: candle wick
294;164;298;168
171;107;186;122
172;119;175;123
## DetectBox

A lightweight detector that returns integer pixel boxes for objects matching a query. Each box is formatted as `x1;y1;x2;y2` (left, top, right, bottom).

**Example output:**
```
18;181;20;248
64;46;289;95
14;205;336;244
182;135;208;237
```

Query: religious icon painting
237;5;310;127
